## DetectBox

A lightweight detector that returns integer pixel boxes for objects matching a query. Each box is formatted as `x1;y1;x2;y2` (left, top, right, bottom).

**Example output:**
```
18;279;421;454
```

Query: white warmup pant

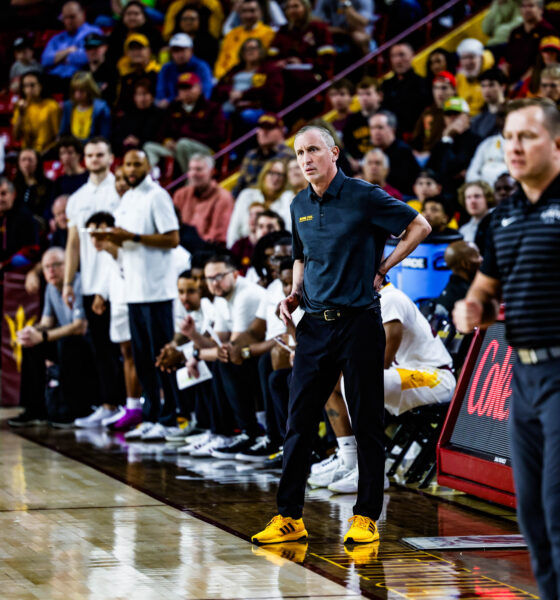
341;365;456;417
383;365;456;416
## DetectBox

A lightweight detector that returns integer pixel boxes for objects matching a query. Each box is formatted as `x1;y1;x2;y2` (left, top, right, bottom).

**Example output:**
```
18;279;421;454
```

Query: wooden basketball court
1;408;539;599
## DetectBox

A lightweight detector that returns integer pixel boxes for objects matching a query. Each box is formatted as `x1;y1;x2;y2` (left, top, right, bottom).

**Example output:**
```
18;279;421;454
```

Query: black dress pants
277;309;386;520
20;336;98;421
83;294;125;407
128;301;179;425
511;357;560;600
211;358;262;437
258;352;283;447
269;368;292;441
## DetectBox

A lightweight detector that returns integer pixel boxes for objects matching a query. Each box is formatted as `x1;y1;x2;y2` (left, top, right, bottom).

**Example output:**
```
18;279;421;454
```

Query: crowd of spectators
1;0;554;490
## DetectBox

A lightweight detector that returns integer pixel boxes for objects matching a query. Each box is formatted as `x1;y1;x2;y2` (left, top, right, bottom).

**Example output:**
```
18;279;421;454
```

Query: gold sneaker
344;515;379;544
251;515;308;545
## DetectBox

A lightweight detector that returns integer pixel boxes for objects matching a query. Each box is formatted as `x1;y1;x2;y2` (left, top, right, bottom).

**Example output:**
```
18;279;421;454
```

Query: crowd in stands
2;0;554;490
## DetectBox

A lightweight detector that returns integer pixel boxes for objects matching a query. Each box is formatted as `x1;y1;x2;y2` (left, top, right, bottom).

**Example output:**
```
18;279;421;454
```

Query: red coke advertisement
438;310;517;507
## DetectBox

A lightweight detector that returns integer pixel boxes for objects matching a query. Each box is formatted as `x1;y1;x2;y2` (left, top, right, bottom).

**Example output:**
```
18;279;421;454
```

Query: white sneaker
141;422;169;441
177;431;211;454
190;434;234;458
328;466;358;494
311;451;339;474
308;460;354;488
124;422;154;440
165;420;200;442
184;430;210;444
101;406;126;427
164;425;188;442
74;407;120;429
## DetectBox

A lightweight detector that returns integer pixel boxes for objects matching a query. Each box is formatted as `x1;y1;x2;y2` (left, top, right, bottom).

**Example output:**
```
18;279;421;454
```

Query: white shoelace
250;436;270;450
313;452;339;472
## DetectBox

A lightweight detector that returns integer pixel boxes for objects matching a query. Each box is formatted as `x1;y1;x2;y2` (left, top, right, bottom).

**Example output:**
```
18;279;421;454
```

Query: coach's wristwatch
132;233;141;243
193;348;200;361
241;346;252;360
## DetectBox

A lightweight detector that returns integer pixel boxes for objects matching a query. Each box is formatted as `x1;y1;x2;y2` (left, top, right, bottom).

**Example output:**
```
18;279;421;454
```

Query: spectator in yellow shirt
59;71;112;142
455;38;495;117
12;71;61;153
214;0;275;80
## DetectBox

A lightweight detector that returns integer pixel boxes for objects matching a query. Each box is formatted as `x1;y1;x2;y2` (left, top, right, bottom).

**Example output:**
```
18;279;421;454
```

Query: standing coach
252;125;431;545
454;98;560;600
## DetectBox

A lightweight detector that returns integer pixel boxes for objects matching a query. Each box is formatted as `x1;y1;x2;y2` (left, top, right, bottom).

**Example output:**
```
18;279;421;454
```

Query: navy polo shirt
481;174;560;349
291;169;418;313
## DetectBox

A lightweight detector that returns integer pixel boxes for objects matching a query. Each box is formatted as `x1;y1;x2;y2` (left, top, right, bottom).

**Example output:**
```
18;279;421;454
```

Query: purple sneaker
108;408;143;431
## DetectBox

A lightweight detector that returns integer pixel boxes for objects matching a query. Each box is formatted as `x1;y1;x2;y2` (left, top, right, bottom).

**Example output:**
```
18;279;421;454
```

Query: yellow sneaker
252;541;308;565
251;515;308;545
344;515;379;544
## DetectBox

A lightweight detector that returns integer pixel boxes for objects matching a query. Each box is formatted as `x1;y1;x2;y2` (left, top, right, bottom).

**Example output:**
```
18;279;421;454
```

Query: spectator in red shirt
269;0;335;105
144;72;226;172
213;37;284;129
360;148;403;200
231;202;265;274
505;0;557;84
172;154;234;245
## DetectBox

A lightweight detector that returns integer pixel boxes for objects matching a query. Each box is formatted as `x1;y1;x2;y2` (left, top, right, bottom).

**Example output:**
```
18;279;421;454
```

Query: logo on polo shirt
299;215;313;222
540;206;560;223
501;216;519;228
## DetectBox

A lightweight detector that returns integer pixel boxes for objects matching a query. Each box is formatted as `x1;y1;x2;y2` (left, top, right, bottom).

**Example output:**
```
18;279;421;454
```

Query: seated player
175;254;266;456
156;259;216;442
309;279;456;491
221;251;300;461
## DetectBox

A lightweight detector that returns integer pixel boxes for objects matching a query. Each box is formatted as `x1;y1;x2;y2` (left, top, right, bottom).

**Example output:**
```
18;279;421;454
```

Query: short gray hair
364;148;389;169
0;177;15;193
190;153;214;169
541;64;560;81
42;246;65;264
371;110;398;131
294;125;336;149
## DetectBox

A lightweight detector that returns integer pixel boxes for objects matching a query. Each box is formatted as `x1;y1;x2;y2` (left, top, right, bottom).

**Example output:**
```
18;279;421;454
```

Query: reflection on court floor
2;411;539;600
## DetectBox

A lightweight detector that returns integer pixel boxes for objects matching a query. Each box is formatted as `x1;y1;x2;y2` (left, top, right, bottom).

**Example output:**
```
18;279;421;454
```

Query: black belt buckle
323;309;340;321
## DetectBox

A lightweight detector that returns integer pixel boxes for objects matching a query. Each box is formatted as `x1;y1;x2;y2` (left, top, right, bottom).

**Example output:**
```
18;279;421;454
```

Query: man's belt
517;346;560;365
308;307;376;322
